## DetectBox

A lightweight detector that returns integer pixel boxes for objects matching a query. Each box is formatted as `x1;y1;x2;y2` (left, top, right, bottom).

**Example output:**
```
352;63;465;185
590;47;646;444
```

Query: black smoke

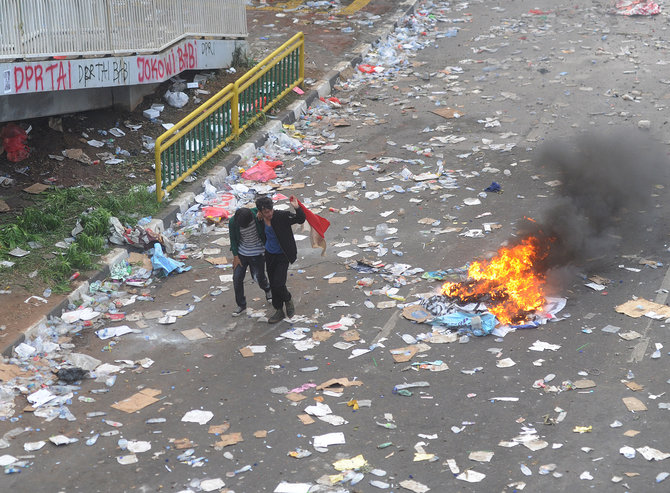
518;129;669;271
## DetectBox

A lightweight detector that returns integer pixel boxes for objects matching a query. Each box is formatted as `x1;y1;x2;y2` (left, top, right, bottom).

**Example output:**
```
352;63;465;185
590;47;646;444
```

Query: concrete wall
0;39;247;122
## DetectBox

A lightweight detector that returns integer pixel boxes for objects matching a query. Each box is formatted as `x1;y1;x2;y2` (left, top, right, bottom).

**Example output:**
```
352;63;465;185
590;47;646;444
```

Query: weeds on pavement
0;186;160;292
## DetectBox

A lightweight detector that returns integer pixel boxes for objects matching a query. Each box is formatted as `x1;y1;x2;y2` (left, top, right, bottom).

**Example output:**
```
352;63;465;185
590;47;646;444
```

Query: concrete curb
1;1;417;358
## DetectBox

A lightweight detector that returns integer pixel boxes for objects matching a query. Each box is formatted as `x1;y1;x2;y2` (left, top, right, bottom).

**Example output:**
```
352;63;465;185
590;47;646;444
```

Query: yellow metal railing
154;31;304;202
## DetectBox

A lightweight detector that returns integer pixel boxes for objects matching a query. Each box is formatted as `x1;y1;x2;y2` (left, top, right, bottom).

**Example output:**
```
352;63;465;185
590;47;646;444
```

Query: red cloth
298;200;330;255
298;201;330;238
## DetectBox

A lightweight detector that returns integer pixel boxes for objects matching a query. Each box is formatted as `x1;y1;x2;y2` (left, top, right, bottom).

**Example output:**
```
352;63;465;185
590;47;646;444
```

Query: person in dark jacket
229;207;272;316
255;195;306;323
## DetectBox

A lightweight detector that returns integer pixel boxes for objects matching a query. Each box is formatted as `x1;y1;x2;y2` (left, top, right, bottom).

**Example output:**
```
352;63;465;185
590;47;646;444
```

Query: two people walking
228;195;305;323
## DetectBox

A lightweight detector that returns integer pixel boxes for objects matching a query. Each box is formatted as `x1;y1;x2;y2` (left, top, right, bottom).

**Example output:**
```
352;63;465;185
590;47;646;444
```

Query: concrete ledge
263;119;284;136
287;100;308;121
171;192;197;215
233;143;257;163
207;167;229;188
314;81;331;99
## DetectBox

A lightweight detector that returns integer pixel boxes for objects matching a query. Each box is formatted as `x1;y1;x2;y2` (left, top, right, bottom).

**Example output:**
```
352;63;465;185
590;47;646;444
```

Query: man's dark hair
255;196;273;211
234;207;253;228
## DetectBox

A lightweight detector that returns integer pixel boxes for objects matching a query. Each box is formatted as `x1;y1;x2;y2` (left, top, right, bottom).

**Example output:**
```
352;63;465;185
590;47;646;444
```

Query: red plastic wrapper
202;206;230;223
358;64;377;74
1;123;30;162
241;160;282;182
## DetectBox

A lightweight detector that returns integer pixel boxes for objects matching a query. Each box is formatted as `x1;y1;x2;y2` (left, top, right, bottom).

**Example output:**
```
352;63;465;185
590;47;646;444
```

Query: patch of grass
0;184;162;291
19;207;63;233
0;223;36;250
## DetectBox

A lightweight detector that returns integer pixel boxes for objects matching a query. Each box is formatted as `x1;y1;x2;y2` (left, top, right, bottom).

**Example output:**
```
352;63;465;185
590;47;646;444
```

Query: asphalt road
2;1;670;492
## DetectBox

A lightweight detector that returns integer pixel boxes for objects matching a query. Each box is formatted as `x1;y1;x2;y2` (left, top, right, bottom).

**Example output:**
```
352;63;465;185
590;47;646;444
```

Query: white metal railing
0;0;247;61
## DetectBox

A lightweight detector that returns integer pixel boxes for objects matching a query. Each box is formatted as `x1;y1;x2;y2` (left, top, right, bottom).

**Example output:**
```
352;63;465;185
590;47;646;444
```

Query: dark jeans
233;253;270;309
265;251;291;310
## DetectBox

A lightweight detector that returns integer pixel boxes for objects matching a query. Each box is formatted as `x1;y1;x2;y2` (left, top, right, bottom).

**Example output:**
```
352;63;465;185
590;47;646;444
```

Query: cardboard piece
0;199;10;212
331;119;351;127
573;379;596;389
298;414;315;425
171;289;191;297
278;182;306;190
431;107;464;119
0;362;31;381
285;392;307;402
111;388;161;413
23;183;50;194
128;252;152;270
328;277;348;284
402;305;433;323
205;256;228;265
311;331;333;342
208;423;230;434
622;397;647;412
173;438;195;449
625;381;644;392
239;347;254;358
253;430;268;438
615;298;670;319
623;429;640;437
181;328;209;341
316;378;363;391
214;432;243;448
341;330;360;342
390;346;419;363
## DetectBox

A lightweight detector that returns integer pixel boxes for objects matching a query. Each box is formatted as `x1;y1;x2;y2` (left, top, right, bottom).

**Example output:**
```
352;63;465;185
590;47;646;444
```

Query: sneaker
267;308;285;324
265;290;272;302
232;306;246;317
285;299;295;318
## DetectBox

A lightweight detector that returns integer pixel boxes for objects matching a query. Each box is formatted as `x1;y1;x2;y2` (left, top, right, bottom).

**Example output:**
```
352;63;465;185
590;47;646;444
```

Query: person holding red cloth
255;195;305;324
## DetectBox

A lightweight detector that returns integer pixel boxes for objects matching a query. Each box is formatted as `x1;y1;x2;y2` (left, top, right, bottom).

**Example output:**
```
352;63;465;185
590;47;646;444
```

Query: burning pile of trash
416;235;566;337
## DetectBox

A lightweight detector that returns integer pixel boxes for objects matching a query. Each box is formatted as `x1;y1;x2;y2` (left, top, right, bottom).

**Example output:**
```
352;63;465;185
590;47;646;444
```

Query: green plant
76;233;106;254
232;45;258;69
80;208;111;237
19;206;63;232
0;223;35;251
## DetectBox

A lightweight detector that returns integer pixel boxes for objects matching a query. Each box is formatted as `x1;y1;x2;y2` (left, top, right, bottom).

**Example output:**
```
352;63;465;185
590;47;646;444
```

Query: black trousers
233;253;270;309
265;251;291;310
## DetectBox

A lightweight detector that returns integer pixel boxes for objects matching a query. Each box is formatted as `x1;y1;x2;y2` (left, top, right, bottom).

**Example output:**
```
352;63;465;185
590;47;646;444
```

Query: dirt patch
0;69;247;220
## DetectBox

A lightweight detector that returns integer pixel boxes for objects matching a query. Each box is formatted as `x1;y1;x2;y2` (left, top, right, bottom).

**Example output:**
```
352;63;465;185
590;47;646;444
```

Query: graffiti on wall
1;38;232;95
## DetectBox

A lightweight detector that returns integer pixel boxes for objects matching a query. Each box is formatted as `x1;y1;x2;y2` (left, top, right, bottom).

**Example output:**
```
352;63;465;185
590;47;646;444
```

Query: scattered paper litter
456;470;486;483
529;340;561;351
95;325;136;340
312;432;346;448
116;454;138;465
637;446;670;461
0;455;17;466
274;482;312;493
200;478;226;491
468;451;494;462
399;479;430;492
126;440;151;453
496;358;516;368
181;409;214;425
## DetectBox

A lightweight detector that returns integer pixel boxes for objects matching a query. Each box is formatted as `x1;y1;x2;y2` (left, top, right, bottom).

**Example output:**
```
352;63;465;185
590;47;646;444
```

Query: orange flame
440;236;551;325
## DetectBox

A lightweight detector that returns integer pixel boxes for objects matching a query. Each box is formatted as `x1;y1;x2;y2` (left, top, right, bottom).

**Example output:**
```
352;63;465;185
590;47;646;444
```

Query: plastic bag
202;206;230;222
164;90;189;108
241;160;282;182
